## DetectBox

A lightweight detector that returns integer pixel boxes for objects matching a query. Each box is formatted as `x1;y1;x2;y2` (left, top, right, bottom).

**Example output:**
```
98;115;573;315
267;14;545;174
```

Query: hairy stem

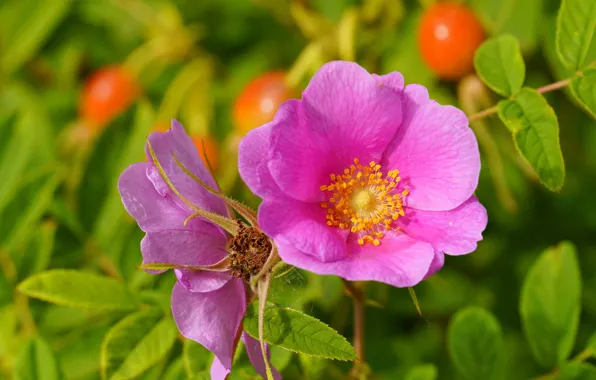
258;273;274;380
343;280;366;364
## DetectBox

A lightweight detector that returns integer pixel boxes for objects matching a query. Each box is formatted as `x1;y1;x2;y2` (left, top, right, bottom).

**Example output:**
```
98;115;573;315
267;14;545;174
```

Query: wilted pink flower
118;121;279;379
239;61;487;287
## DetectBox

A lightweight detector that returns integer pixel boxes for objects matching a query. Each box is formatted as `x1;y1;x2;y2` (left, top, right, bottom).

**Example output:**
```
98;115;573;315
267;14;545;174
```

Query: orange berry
81;66;139;129
418;3;485;80
233;72;295;135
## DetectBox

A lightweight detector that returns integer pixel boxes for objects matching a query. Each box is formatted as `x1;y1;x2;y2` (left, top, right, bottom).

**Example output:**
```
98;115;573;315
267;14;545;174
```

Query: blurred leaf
298;354;329;379
556;0;596;71
497;0;543;52
270;345;293;372
183;338;212;377
556;363;596;380
470;0;515;34
0;113;36;218
570;68;596;118
13;337;60;380
161;359;185;380
405;364;438;380
520;242;581;368
447;307;503;380
498;88;565;191
92;100;155;257
1;0;72;74
101;308;177;380
587;332;596;352
6;172;62;252
474;35;525;97
17;220;57;281
0;306;18;357
57;324;109;380
18;269;141;311
243;302;356;361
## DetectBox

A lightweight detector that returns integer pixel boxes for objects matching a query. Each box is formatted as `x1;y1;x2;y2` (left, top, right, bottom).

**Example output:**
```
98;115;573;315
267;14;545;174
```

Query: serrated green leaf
556;0;596;70
13;337;59;380
474;35;525;97
405;364;438;380
571;68;596;118
101;309;177;380
520;242;581;368
556;363;596;380
447;307;503;380
497;88;565;191
1;0;72;74
18;270;141;311
243;302;356;361
183;339;212;377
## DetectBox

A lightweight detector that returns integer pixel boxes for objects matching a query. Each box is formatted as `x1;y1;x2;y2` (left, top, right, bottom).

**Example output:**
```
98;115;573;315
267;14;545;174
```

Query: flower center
320;158;409;246
228;221;273;281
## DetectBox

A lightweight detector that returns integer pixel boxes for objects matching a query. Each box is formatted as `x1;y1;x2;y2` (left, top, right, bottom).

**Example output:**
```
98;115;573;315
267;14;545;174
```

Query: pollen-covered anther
228;220;273;281
320;158;409;246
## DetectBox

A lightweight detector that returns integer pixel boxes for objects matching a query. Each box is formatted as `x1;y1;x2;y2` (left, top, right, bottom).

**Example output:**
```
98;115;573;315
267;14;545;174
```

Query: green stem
532;348;594;380
257;273;274;380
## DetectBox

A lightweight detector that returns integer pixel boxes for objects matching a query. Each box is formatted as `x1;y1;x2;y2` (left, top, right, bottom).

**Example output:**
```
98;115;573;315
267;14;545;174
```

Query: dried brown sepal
228;220;273;282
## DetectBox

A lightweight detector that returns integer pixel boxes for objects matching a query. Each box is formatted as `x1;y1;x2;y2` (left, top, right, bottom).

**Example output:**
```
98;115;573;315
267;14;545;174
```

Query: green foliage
18;270;141;311
447;307;503;380
1;0;596;378
13;337;59;380
404;364;438;380
556;0;596;71
571;68;596;118
100;308;177;380
243;302;356;361
556;363;596;380
520;242;581;368
498;88;565;191
474;35;525;97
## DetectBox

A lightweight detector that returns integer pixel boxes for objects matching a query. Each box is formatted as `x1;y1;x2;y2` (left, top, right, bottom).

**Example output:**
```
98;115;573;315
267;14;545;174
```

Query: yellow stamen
319;158;408;246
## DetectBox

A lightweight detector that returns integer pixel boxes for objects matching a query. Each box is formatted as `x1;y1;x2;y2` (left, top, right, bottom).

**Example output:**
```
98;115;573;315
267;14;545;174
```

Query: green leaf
405;364;438;380
556;0;596;70
497;88;565;191
243;302;356;361
13;337;60;380
101;309;177;380
447;307;503;380
1;0;72;74
474;35;525;97
520;242;581;368
556;363;596;380
571;68;596;118
183;339;212;377
18;269;141;311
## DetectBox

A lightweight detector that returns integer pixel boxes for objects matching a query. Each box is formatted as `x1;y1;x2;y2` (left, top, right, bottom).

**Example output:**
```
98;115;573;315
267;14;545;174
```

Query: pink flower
118;121;280;379
238;61;487;287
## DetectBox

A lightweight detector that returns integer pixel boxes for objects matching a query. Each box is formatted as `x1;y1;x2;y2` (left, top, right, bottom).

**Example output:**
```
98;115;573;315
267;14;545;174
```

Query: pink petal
382;88;480;211
399;196;488;255
242;332;281;380
258;197;348;262
238;122;283;198
423;250;445;279
146;120;228;217
372;72;405;93
175;270;231;293
171;279;245;371
119;163;187;232
269;61;403;202
141;229;227;267
277;232;434;287
210;357;230;380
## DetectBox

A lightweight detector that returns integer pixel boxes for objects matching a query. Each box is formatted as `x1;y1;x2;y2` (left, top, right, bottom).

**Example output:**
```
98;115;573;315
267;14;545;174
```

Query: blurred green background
1;0;595;379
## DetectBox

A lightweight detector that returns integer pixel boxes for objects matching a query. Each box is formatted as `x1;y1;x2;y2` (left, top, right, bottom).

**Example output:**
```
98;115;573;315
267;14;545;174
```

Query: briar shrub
1;0;596;380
